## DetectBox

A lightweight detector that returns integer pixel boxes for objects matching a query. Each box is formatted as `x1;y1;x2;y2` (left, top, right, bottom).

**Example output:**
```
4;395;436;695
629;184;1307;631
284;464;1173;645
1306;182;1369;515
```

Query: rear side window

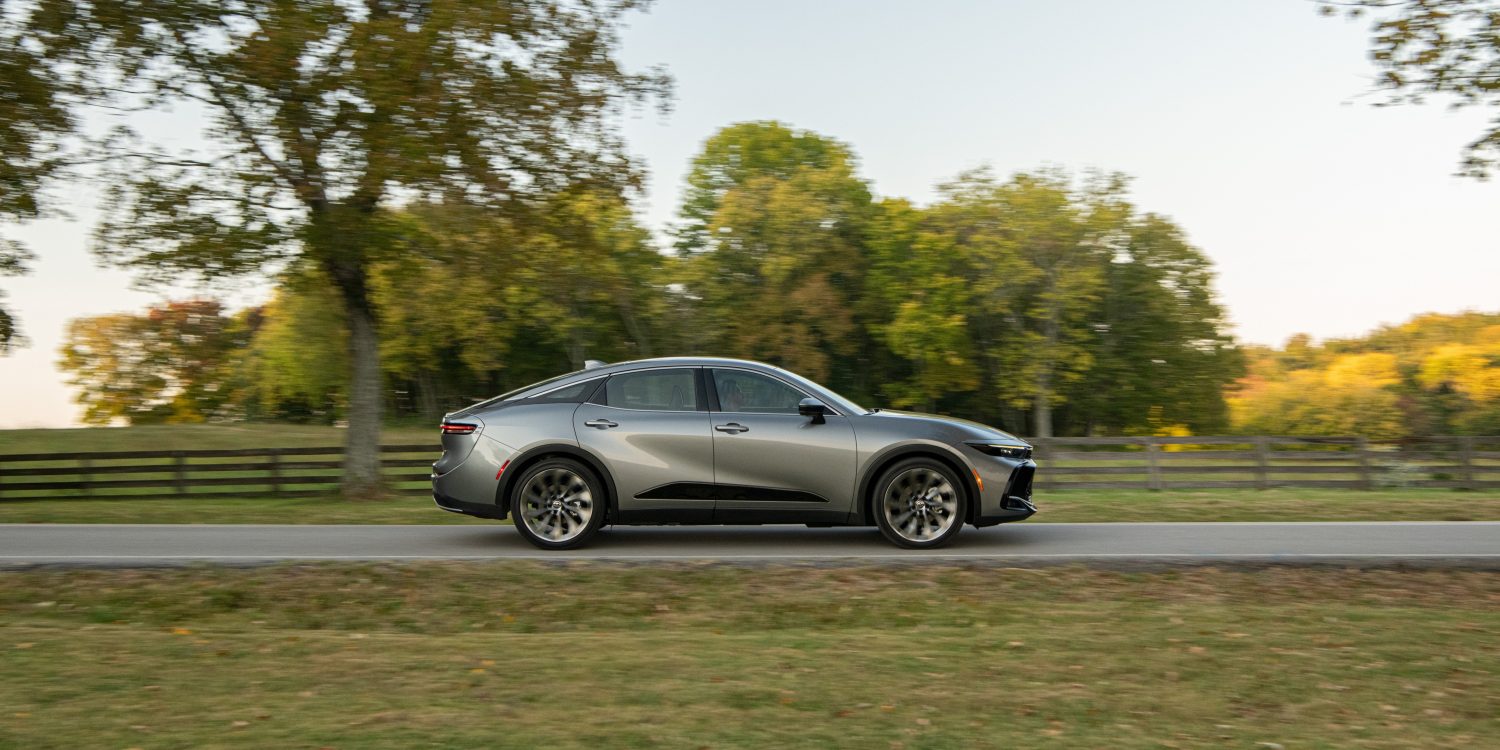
602;369;698;411
528;378;600;404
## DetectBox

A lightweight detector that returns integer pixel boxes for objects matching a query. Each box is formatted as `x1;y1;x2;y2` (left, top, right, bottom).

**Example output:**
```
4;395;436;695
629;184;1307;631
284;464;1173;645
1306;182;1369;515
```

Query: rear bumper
434;490;508;520
973;459;1038;527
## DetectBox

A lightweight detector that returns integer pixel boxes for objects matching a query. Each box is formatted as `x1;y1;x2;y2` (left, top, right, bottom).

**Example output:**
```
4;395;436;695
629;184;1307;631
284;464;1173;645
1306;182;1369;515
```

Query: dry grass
2;564;1496;748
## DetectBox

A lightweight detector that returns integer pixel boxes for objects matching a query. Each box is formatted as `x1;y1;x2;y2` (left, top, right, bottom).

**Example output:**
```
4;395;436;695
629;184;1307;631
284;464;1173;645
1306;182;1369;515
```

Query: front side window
712;369;807;414
603;369;698;411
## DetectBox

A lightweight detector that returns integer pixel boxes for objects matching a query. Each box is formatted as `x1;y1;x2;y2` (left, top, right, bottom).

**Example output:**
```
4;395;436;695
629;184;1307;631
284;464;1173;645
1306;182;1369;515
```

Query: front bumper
972;458;1038;527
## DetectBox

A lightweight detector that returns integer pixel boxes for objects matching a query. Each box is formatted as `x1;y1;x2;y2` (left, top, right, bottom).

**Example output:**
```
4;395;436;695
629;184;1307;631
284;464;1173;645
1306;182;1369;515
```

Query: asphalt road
1;522;1497;568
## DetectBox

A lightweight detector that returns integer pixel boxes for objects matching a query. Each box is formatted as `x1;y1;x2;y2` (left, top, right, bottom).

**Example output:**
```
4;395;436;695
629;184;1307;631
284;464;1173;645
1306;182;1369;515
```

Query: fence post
1145;438;1163;491
1254;436;1271;490
173;451;187;497
268;448;281;496
1354;437;1373;490
79;457;92;498
1458;436;1476;490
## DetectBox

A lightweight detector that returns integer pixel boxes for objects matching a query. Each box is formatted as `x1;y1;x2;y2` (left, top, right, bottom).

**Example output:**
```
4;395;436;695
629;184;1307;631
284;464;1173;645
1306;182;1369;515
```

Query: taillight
440;421;478;435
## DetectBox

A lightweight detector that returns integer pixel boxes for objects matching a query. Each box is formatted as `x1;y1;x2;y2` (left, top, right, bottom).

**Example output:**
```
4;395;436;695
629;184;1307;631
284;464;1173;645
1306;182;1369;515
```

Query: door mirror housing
798;398;828;424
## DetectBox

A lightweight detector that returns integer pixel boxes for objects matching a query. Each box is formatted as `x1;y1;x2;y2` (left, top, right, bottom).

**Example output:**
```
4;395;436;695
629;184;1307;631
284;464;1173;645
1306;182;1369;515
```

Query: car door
573;366;715;523
707;367;857;523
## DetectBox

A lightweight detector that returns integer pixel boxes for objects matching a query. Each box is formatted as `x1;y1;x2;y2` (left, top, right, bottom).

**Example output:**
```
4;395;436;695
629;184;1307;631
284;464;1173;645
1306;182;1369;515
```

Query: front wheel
872;458;967;549
509;458;606;550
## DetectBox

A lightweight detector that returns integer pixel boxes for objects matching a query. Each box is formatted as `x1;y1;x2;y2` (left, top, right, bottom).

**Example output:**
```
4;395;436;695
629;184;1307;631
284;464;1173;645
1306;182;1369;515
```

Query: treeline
1232;312;1500;438
60;122;1244;437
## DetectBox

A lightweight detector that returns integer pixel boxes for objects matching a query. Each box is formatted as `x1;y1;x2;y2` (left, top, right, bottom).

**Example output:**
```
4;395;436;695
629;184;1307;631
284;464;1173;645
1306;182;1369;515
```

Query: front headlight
966;442;1032;460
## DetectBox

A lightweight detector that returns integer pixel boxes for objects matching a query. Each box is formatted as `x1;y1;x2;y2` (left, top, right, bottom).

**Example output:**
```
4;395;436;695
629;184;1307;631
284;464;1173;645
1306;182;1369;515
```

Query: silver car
431;357;1037;549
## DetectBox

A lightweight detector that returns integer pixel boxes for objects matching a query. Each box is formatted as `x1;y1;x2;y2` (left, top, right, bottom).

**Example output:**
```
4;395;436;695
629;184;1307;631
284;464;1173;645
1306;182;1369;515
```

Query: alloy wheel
881;467;959;543
519;467;595;543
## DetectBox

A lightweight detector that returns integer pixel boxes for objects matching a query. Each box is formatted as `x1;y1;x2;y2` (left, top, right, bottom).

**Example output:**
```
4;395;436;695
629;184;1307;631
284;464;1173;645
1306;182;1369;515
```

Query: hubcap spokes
520;468;593;542
882;468;958;542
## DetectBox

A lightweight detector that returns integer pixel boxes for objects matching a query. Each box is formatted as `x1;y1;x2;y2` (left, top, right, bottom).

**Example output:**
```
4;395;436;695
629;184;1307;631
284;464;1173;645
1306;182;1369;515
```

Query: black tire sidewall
509;457;606;550
872;458;967;549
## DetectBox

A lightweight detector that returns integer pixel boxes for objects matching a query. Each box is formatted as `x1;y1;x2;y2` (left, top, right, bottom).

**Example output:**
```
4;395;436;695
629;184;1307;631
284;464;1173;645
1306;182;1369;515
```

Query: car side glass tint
603;369;698;411
712;370;805;414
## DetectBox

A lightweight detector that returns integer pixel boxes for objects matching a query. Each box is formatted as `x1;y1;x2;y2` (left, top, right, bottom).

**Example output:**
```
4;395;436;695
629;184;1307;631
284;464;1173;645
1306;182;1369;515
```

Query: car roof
452;357;865;417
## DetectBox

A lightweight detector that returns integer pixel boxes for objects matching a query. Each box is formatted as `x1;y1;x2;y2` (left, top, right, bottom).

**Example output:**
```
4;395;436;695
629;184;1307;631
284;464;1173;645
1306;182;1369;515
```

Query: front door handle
584;418;618;429
715;422;749;434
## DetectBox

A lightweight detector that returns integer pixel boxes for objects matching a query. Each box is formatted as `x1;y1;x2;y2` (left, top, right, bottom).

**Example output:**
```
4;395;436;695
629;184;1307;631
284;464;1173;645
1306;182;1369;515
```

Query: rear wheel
872;458;967;549
509;458;605;550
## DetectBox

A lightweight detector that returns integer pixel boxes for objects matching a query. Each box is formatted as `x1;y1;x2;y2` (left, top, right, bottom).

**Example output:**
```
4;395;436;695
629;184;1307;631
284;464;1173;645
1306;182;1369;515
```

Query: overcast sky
2;0;1497;428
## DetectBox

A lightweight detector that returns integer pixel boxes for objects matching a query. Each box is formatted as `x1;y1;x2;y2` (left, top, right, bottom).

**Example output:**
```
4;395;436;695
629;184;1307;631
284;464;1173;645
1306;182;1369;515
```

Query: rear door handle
584;418;618;429
715;422;749;434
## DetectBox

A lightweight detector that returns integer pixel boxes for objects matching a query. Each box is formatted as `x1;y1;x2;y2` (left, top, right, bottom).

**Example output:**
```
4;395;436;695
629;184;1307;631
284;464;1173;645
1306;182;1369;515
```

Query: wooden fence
0;444;436;502
1029;435;1500;491
0;436;1497;502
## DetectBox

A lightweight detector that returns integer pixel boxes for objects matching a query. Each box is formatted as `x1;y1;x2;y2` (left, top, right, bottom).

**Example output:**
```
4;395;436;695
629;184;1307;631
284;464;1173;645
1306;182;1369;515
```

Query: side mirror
798;398;828;424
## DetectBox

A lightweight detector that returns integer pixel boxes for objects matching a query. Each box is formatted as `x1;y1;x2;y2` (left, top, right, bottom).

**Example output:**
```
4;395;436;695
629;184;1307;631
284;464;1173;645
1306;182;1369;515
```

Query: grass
1037;488;1500;523
2;488;1499;525
1;563;1495;748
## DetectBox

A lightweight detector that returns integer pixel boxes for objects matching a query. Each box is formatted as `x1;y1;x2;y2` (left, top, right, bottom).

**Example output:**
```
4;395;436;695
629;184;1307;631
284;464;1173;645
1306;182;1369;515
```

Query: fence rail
1029;435;1500;491
0;444;436;502
0;436;1497;502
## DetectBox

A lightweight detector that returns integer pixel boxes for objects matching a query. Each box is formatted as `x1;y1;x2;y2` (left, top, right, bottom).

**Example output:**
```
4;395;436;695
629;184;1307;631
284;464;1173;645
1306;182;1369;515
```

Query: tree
238;271;350;422
17;1;669;495
864;199;979;412
1067;213;1242;434
0;25;71;352
1321;0;1500;177
921;169;1105;437
59;300;246;424
372;192;668;418
674;122;875;392
1230;352;1407;438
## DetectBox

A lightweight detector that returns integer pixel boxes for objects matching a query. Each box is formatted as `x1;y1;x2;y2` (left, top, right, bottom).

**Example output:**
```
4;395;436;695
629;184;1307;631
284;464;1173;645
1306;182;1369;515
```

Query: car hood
864;409;1029;445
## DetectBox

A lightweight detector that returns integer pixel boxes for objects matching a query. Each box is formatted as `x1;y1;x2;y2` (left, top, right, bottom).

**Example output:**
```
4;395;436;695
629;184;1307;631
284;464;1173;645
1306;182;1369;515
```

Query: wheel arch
854;443;982;526
493;443;620;522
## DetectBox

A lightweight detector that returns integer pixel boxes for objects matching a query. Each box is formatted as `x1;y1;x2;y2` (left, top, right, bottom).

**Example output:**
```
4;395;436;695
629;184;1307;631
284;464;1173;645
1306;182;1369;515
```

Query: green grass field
1;563;1495;748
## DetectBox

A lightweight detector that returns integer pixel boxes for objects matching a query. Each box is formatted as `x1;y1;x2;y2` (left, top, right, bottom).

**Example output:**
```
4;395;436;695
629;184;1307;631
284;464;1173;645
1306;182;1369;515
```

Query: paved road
1;522;1497;567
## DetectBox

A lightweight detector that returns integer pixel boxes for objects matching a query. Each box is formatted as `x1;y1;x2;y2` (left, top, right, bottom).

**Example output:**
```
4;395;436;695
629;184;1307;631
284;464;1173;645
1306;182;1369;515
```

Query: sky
2;0;1498;428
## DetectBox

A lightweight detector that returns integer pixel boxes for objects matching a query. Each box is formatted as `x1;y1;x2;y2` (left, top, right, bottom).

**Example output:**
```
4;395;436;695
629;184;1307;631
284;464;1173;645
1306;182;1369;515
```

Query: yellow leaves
1325;353;1400;390
170;627;192;636
1229;353;1405;439
1419;343;1500;404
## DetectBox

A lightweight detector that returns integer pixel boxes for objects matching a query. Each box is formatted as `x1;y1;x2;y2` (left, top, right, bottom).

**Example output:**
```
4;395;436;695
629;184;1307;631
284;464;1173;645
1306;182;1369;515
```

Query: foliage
0;24;72;352
674;122;873;389
58;300;247;425
868;167;1240;436
1230;312;1500;436
1321;0;1500;177
238;272;350;422
12;0;670;492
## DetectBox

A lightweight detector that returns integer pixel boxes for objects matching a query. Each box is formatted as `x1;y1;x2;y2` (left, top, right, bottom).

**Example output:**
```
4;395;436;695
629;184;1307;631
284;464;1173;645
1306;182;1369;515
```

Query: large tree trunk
341;290;384;498
1032;387;1053;438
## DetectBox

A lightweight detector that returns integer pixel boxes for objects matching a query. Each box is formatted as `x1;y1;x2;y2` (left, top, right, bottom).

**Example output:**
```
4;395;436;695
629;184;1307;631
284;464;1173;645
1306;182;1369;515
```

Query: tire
509;457;606;550
872;458;967;549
